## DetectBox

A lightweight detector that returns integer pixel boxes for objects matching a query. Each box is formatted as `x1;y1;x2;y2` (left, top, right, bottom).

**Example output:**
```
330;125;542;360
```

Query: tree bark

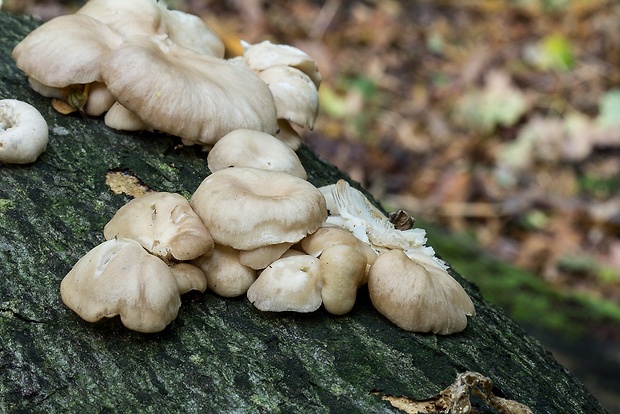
0;12;606;413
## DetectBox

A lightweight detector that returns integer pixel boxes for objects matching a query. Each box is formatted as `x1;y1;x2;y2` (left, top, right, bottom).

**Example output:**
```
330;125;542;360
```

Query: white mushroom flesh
0;99;49;164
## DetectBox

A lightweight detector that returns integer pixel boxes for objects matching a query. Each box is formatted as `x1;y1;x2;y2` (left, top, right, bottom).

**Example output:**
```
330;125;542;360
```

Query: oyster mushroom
0;99;49;164
207;129;307;179
103;191;214;262
60;238;182;333
190;167;327;251
246;254;322;313
100;35;278;146
368;249;475;334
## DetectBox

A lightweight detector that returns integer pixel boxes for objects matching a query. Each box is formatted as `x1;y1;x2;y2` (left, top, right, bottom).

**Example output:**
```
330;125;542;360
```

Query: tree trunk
0;12;606;413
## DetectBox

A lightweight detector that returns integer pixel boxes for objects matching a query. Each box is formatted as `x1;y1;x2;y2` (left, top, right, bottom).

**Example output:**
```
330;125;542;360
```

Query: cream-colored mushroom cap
103;192;214;261
247;255;322;312
243;40;322;88
190;167;327;251
192;244;257;298
100;35;278;146
60;238;181;333
169;262;208;295
77;0;165;38
207;129;307;179
256;66;319;129
104;102;149;132
0;99;49;164
238;242;294;270
320;244;366;315
12;14;123;88
368;249;475;334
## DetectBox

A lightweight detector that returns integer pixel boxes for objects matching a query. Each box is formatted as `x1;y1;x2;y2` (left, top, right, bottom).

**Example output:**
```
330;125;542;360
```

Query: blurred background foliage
3;0;620;410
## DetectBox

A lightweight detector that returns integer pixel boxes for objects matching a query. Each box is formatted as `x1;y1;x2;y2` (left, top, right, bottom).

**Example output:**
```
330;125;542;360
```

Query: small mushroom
319;244;366;315
60;238;182;333
169;262;208;295
103;192;214;261
100;35;278;146
246;255;322;313
192;244;257;298
0;99;49;164
190;167;327;251
238;242;294;270
207;129;307;179
104;102;149;131
368;249;475;334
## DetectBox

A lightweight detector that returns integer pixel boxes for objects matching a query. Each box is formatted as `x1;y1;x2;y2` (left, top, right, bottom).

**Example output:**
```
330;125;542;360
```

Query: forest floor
4;0;620;411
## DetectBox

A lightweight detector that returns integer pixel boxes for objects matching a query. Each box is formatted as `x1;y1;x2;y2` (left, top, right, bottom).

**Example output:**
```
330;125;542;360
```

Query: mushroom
103;192;214;262
169;262;208;295
238;242;294;270
100;35;278;146
192;244;257;298
0;99;49;164
246;255;322;312
207;129;307;179
367;249;475;334
104;102;149;131
326;179;441;262
190;167;327;251
60;238;182;333
76;0;165;38
12;14;124;89
243;40;322;88
319;244;366;315
242;40;322;131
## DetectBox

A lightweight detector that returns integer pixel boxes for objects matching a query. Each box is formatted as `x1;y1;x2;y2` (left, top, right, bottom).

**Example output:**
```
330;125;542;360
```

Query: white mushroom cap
243;40;322;88
256;65;319;129
192;244;257;298
319;244;366;315
100;35;278;146
238;242;294;270
0;99;49;164
12;14;123;88
83;82;115;116
190;167;327;251
368;249;475;334
207;129;307;179
275;119;302;150
247;255;322;312
169;262;208;295
60;238;182;333
103;192;214;261
104;102;149;132
77;0;165;38
163;9;225;58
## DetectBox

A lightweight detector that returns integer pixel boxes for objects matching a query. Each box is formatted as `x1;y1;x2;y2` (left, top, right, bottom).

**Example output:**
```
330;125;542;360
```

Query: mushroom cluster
26;2;476;334
11;0;321;148
60;129;474;334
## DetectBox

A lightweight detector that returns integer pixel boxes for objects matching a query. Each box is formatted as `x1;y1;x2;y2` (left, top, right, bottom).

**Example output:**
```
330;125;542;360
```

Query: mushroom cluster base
0;11;606;414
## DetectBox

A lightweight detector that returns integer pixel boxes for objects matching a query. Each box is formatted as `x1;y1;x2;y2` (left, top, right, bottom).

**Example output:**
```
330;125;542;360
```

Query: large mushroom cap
100;35;278;145
77;0;165;37
12;14;123;88
207;129;307;179
60;238;182;333
190;167;327;251
103;191;214;261
368;249;475;334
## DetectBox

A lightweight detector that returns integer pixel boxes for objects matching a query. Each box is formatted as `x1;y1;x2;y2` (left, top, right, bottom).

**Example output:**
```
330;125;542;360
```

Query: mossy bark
0;12;606;413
